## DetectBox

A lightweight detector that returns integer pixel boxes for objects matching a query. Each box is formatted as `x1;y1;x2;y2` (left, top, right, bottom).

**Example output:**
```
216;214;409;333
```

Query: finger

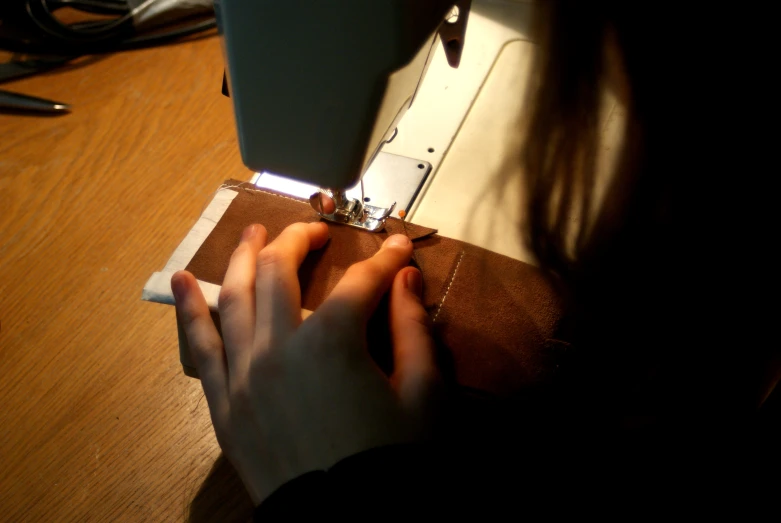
218;224;267;374
172;270;229;423
322;234;413;325
255;221;329;348
389;267;441;415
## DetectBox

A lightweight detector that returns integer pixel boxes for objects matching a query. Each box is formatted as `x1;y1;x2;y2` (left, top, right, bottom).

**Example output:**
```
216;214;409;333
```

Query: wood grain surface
1;37;256;521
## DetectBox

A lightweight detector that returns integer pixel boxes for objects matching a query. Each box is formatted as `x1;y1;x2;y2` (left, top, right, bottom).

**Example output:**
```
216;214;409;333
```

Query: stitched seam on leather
432;250;465;323
241;186;308;205
220;182;309;206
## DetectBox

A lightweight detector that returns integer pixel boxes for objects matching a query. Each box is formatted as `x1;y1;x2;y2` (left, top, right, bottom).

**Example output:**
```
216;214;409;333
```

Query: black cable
68;19;121;31
59;17;216;53
27;0;167;41
56;0;153;35
25;0;135;42
5;0;216;55
113;18;216;50
45;0;129;16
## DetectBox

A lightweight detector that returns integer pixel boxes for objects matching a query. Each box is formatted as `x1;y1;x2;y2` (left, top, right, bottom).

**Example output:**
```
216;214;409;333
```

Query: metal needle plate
253;151;432;219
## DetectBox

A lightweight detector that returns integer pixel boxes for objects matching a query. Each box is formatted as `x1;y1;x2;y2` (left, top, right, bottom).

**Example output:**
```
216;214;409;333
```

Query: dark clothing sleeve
253;422;775;521
252;437;595;520
254;444;447;520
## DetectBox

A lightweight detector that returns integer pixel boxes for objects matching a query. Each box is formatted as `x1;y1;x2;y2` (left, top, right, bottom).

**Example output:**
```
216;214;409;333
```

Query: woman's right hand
172;222;442;505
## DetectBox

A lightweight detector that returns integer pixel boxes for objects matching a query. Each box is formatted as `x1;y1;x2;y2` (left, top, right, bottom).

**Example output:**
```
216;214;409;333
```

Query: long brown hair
519;1;778;421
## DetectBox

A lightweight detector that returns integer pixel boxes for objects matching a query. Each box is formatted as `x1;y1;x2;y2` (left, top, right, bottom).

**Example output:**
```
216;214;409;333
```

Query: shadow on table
188;453;254;523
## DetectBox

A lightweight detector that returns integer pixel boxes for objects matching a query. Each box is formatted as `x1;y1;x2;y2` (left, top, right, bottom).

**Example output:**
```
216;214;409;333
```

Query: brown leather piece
185;181;566;398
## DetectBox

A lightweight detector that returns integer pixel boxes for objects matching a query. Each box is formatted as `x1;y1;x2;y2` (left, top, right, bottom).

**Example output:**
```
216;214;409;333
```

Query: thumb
389;267;441;416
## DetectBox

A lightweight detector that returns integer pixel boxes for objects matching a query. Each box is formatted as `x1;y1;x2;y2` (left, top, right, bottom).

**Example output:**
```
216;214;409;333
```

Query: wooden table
1;37;256;521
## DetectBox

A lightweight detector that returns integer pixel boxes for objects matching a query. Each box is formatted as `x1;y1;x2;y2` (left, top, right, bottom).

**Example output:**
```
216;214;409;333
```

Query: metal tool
0;89;70;113
310;189;397;233
0;56;74;114
252;152;432;233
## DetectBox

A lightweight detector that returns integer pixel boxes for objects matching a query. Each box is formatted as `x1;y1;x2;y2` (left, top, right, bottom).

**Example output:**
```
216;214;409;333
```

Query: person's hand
171;222;441;505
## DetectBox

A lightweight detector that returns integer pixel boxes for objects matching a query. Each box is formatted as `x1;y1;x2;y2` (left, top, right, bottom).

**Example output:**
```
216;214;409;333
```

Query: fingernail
405;269;423;297
241;224;258;241
383;234;410;250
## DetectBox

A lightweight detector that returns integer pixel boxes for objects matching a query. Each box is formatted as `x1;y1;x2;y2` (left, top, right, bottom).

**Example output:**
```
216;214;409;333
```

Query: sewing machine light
253;152;431;232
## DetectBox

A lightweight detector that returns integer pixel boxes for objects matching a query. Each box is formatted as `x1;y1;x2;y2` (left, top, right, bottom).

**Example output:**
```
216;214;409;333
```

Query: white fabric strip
141;188;238;310
142;270;222;311
162;188;238;272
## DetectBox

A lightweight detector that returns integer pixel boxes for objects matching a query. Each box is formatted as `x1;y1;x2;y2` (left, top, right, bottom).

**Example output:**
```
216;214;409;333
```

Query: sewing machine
142;0;623;382
214;0;555;263
217;0;465;231
142;0;628;381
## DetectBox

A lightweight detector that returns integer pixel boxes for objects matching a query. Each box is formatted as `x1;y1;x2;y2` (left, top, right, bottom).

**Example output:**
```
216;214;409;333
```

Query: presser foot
309;190;396;232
